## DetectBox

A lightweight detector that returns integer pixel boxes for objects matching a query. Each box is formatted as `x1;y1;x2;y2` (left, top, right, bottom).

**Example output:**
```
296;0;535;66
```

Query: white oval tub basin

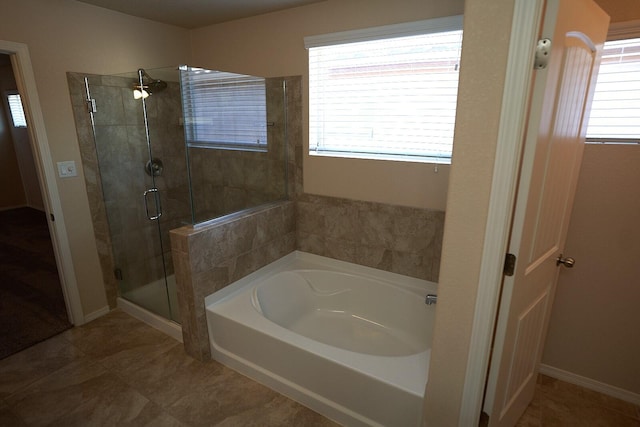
205;251;438;427
253;270;430;357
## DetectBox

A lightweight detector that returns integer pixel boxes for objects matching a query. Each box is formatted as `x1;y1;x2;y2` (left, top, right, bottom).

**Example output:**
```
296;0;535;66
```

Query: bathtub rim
204;250;436;308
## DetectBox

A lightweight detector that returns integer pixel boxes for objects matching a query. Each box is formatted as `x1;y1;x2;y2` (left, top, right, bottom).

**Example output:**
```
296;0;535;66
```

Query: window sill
309;150;451;165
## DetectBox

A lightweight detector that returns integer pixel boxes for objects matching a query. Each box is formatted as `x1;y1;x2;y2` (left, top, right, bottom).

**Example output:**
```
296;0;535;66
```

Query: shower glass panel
86;67;190;323
180;66;288;224
81;65;287;325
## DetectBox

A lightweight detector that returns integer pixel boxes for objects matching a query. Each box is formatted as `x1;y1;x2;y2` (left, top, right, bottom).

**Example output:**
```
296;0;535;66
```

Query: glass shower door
87;68;186;323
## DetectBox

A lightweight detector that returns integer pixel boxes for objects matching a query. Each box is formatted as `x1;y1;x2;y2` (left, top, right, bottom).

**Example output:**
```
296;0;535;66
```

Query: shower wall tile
295;194;444;283
90;85;126;126
67;72;119;309
286;76;304;199
68;72;190;311
186;76;292;224
100;75;131;88
170;201;296;361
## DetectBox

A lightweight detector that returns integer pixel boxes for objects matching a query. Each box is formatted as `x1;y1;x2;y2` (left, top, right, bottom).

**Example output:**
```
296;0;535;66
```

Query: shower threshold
117;274;182;342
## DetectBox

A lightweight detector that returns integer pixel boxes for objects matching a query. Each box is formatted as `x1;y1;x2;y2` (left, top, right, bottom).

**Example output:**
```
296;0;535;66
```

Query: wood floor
0;207;71;359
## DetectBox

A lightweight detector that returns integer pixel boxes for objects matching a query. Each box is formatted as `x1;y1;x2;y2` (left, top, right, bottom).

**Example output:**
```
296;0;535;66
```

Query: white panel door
483;0;609;425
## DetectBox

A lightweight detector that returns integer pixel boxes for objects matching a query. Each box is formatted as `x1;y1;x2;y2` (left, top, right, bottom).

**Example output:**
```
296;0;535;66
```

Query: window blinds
180;67;268;151
306;18;463;162
586;37;640;141
7;93;27;128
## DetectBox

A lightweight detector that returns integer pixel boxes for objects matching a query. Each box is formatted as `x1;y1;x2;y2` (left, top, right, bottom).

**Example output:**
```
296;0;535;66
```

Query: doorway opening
0;53;71;359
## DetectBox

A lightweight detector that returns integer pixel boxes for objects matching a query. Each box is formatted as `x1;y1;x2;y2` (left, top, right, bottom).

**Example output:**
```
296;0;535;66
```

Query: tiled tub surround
170;201;296;360
297;193;444;283
172;196;445;360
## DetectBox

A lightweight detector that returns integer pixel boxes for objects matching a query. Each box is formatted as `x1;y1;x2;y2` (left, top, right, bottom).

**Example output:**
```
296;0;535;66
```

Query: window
7;92;27;128
586;37;640;143
180;66;268;151
305;16;463;163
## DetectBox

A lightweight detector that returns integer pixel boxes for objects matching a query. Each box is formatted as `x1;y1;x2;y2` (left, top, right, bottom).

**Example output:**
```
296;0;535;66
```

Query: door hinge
114;268;123;281
49;213;55;222
504;253;517;276
534;38;551;70
86;98;97;113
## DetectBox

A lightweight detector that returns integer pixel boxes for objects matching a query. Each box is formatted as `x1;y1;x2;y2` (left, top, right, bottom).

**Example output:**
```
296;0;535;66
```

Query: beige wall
540;0;640;400
425;1;638;423
542;144;640;395
594;0;640;22
0;0;191;318
423;0;515;423
191;0;464;211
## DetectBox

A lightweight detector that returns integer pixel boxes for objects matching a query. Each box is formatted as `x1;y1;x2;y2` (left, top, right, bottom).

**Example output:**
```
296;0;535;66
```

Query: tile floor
516;374;640;426
0;310;338;427
2;309;638;426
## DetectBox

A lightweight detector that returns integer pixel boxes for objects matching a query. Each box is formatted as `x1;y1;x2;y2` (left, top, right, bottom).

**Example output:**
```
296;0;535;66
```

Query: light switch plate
57;161;78;178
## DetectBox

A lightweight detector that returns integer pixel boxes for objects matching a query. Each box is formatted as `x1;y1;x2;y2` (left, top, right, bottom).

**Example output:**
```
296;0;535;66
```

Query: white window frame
305;15;463;164
586;21;640;145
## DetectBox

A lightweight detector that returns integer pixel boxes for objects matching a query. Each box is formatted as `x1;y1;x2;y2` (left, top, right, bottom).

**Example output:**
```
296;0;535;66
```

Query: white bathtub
205;251;437;426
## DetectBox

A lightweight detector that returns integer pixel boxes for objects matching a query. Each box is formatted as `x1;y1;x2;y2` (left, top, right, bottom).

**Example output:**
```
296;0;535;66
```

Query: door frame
456;0;547;424
0;39;84;325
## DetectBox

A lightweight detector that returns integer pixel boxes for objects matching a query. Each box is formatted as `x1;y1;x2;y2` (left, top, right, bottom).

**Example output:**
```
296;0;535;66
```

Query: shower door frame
84;71;177;323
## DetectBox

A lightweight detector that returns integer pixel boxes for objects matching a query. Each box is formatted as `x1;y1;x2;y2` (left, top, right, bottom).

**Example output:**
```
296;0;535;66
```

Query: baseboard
539;364;640;405
0;204;28;212
28;204;46;212
82;305;110;324
117;297;183;343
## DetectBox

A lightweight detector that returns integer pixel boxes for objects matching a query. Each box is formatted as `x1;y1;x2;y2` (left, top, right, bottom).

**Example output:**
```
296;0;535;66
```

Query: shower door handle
143;188;162;220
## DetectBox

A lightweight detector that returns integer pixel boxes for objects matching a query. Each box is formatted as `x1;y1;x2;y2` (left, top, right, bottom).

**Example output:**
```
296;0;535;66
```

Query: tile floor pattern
0;310;339;427
516;374;640;427
2;309;638;427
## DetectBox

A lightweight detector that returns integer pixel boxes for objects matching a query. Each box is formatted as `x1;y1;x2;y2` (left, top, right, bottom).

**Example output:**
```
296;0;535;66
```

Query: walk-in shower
67;66;288;330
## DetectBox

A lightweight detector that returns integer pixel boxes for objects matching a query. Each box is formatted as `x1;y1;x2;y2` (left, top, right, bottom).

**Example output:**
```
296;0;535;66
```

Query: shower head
146;79;167;93
132;69;167;98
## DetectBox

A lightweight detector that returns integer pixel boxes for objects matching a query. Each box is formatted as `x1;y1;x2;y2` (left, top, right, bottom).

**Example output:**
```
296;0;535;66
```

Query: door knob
556;254;575;268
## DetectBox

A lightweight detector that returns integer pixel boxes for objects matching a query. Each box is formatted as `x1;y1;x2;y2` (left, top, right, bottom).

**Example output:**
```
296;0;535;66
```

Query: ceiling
76;0;326;29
